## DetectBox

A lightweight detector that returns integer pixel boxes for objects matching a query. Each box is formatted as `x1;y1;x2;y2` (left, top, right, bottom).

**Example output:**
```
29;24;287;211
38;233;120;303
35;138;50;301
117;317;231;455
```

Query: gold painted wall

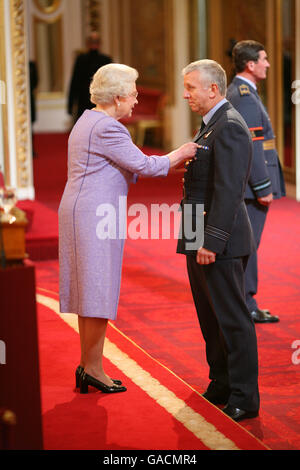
128;0;174;100
207;0;295;183
222;0;266;81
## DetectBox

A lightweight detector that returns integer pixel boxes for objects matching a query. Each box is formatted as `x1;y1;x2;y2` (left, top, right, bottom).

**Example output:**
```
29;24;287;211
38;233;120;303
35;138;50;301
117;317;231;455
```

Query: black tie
200;120;206;133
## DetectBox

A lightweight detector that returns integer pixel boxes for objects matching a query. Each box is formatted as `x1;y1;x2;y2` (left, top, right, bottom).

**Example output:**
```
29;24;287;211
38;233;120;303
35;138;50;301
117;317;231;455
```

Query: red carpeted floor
29;133;300;450
36;287;268;451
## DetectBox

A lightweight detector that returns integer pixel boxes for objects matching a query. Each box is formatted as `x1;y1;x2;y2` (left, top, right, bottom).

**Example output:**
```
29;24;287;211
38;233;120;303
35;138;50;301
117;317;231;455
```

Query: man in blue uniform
177;59;259;421
227;40;285;324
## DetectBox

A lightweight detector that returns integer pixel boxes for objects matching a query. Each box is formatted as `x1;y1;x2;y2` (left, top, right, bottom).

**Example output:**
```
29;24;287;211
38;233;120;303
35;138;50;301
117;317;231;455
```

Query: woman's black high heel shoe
75;365;122;388
79;371;127;394
75;365;84;388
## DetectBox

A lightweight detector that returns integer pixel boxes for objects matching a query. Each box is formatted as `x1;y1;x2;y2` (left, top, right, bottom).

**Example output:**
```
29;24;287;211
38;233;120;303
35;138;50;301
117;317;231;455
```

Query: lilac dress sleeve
95;117;170;177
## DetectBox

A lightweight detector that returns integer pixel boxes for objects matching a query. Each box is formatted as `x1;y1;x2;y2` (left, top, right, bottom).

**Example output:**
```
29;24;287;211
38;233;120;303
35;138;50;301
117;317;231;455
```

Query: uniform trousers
245;200;269;312
186;254;260;411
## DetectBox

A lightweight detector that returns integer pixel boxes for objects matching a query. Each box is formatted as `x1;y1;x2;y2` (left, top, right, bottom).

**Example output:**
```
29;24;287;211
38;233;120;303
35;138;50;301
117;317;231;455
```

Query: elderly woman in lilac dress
58;63;198;394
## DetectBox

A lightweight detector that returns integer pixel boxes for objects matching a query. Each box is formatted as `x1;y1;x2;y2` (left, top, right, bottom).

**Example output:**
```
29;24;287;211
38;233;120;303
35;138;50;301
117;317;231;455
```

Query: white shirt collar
236;75;257;90
203;98;228;126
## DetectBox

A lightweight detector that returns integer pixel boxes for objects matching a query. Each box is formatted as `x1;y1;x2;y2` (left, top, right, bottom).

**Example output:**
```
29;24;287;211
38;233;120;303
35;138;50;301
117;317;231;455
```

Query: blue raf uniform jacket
177;101;256;258
226;77;285;200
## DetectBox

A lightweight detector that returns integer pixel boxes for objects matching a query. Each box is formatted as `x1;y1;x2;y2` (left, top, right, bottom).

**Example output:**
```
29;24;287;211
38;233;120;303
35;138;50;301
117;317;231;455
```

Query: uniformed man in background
227;40;286;324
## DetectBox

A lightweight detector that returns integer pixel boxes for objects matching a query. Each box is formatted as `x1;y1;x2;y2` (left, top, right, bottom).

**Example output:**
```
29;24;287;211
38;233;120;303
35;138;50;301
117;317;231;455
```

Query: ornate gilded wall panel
88;0;101;32
0;0;10;184
10;0;32;189
82;0;102;38
34;0;61;13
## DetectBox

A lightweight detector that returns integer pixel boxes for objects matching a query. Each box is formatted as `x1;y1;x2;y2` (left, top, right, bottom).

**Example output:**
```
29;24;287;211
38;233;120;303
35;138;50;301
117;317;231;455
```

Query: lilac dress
58;110;169;319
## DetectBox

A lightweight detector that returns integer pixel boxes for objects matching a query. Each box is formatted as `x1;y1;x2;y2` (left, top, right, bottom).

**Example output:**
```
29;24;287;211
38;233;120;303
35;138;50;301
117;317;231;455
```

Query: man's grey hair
182;59;227;96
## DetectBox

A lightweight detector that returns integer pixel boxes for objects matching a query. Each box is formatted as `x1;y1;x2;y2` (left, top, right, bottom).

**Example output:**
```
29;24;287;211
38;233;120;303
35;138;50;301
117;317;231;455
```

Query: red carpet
30;133;300;450
17;199;58;260
35;287;267;451
14;133;68;260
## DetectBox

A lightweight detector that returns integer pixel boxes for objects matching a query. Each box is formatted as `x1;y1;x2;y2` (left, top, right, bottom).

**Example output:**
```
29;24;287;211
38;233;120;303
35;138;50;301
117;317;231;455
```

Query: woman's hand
177;142;199;159
167;142;199;168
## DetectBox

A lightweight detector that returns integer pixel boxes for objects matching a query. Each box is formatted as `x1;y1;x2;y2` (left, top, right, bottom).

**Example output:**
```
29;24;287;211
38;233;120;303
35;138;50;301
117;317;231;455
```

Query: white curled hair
90;63;139;105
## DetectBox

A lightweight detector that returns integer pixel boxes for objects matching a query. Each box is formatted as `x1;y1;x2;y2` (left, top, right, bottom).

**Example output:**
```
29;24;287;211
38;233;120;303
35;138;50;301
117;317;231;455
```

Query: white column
167;0;192;148
63;0;83;93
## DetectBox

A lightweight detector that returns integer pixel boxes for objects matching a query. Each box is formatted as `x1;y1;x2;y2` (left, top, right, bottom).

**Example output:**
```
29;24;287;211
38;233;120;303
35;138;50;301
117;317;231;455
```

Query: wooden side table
0;263;43;449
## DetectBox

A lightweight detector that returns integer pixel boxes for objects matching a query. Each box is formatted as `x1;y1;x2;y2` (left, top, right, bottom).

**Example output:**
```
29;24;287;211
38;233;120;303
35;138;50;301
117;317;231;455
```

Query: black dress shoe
79;371;127;394
75;365;122;388
202;380;230;405
222;404;258;421
250;308;279;323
